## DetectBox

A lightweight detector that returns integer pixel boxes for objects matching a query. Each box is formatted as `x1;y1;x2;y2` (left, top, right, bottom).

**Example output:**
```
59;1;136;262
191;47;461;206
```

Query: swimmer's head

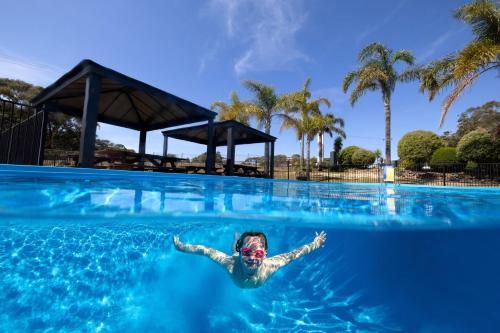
235;232;267;275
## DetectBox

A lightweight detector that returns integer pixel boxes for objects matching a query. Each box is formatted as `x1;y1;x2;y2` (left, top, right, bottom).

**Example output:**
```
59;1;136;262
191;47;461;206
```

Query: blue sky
0;0;497;161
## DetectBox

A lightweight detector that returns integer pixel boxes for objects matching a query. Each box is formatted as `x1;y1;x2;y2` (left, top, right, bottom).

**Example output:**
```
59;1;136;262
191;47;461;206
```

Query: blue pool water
1;165;499;332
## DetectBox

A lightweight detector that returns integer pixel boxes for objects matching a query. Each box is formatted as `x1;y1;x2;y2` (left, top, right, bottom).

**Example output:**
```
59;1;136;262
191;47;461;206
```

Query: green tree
339;146;360;165
430;147;458;165
404;0;500;127
211;91;251;125
343;43;415;164
280;78;332;169
456;101;500;140
333;137;343;165
302;113;345;178
397;130;443;166
0;78;42;103
374;148;383;164
242;81;284;175
318;114;345;167
457;128;500;162
191;151;223;164
352;148;376;167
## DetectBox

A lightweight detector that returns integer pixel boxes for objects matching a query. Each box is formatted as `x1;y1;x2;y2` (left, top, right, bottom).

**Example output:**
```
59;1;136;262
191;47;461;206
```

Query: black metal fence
395;163;500;187
0;98;45;165
273;162;500;187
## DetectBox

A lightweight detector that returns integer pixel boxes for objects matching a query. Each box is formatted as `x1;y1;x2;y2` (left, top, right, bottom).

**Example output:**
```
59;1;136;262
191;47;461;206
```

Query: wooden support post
78;73;101;168
226;126;235;176
139;130;146;167
163;135;169;156
269;140;275;178
206;118;215;173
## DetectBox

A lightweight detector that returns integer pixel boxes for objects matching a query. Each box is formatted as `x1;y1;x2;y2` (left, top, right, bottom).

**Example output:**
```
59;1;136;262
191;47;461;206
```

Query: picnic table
68;150;188;171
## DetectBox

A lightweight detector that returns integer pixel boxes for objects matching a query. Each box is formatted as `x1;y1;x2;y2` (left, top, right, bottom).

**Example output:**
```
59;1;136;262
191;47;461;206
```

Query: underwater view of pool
1;165;499;332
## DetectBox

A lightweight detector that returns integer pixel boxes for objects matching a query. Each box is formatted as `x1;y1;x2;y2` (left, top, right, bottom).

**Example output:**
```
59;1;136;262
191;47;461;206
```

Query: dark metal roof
31;59;216;131
162;120;276;146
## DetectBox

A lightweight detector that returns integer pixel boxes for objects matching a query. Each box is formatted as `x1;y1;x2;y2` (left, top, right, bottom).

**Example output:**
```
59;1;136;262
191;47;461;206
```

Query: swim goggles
241;247;265;258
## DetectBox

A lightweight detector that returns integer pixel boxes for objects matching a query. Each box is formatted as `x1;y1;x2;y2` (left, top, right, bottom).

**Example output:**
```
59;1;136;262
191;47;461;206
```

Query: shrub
338;146;360;165
398;130;443;166
430;147;458;165
456;128;500;163
351;148;376;167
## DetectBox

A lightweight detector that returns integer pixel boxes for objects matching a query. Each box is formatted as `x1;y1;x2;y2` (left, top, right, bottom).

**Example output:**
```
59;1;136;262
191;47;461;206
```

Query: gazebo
162;120;277;177
30;59;217;170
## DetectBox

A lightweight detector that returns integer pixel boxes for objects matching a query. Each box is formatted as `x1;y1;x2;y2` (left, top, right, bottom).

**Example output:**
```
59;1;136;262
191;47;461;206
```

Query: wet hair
235;231;268;252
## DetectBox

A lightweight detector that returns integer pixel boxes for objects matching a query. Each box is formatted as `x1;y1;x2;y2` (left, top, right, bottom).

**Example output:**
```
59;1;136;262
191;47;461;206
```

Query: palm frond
454;0;500;43
358;42;389;64
392;50;415;66
440;71;481;127
453;40;500;78
342;71;359;93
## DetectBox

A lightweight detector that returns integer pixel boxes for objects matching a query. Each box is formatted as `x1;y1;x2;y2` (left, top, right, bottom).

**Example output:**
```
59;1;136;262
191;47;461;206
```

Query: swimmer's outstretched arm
266;231;327;272
173;235;232;268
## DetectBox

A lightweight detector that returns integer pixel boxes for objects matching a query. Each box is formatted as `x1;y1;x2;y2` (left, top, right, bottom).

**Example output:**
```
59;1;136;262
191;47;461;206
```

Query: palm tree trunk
306;136;311;180
383;93;391;165
318;131;323;167
264;117;271;174
300;134;304;170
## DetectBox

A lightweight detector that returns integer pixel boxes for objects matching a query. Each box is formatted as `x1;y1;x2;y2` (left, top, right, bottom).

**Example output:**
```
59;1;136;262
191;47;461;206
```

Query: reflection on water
1;175;499;228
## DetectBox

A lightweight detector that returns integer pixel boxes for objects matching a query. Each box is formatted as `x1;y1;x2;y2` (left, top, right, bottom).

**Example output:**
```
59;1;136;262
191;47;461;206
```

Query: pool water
1;165;499;332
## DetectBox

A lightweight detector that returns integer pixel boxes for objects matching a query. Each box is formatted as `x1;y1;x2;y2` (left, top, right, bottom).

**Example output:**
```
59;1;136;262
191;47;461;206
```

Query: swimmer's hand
173;235;186;251
312;231;327;249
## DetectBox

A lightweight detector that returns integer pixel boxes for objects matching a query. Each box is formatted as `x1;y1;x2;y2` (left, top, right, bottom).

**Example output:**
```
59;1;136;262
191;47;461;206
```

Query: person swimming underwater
173;231;327;289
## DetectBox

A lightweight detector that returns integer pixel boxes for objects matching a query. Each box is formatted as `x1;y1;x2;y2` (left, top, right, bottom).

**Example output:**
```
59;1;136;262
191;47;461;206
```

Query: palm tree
402;0;500;127
242;81;283;174
303;113;345;179
318;114;345;168
280;78;331;169
211;91;251;125
343;42;415;165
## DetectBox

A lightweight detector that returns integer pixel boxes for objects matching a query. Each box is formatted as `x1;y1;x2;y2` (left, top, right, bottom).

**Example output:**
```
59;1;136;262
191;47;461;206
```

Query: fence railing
273;162;500;187
0;98;45;165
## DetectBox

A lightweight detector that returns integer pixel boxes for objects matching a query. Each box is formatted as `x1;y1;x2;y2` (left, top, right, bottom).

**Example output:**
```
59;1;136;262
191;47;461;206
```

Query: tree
211;91;251;125
318;114;345;167
374;148;383;164
456;101;500;140
303;113;344;178
352;148;376;167
403;0;500;127
343;43;415;164
0;78;42;103
397;130;443;166
430;147;458;165
333;137;343;165
280;78;333;169
339;146;360;165
457;128;500;162
191;151;223;163
242;81;284;175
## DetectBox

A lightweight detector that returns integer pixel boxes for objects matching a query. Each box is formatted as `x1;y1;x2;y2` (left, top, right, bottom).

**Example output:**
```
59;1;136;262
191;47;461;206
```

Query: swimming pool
1;165;499;332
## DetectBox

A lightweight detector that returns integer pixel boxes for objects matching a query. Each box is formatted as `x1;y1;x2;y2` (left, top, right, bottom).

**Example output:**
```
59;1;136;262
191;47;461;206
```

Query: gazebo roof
162;120;276;146
31;59;216;131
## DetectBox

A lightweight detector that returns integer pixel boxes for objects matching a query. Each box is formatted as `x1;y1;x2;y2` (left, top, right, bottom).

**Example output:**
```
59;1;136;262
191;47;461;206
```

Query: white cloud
206;0;309;75
0;50;62;86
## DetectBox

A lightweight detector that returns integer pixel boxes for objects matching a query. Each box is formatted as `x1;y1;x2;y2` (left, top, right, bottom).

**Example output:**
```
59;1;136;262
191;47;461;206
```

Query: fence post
287;160;290;180
327;167;330;183
443;169;446;186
